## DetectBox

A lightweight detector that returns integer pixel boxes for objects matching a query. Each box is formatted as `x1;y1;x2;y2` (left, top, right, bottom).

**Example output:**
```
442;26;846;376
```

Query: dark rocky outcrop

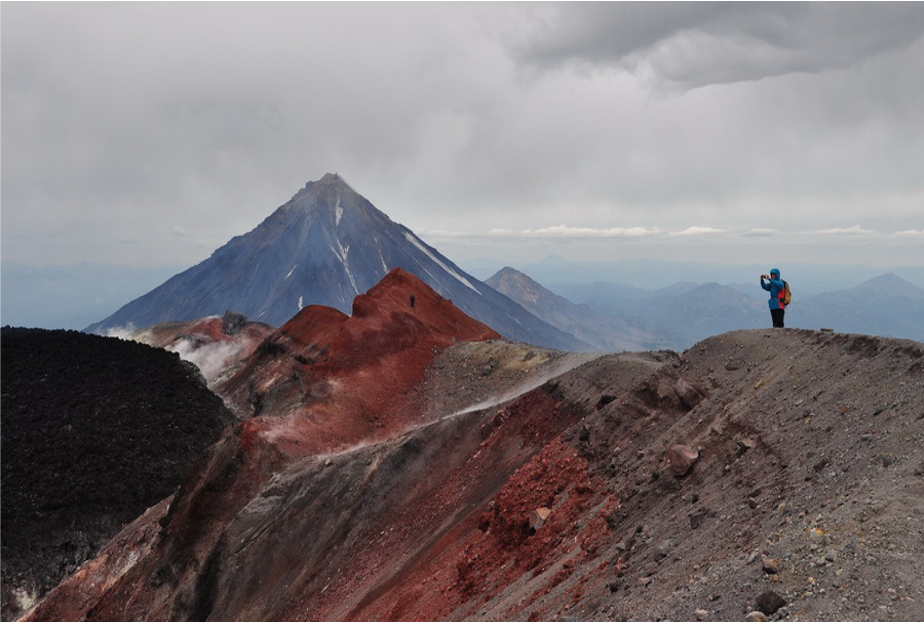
0;328;234;622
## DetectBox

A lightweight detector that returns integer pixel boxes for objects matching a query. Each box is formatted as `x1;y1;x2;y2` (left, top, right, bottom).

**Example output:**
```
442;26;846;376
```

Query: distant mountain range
10;173;918;351
485;267;680;352
86;174;586;352
487;270;763;351
791;273;924;341
492;268;924;350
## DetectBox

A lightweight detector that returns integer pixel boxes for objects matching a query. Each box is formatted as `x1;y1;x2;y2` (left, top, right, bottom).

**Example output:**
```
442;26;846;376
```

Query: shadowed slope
0;329;234;622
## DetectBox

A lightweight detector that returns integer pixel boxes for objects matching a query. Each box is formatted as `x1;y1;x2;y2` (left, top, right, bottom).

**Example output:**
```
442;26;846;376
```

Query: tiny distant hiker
760;268;787;328
409;294;416;308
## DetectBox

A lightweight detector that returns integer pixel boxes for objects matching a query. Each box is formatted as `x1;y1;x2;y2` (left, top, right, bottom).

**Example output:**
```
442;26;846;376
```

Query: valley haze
3;257;924;336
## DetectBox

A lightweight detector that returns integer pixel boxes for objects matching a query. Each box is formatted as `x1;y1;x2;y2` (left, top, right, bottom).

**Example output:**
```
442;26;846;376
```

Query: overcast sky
3;2;924;273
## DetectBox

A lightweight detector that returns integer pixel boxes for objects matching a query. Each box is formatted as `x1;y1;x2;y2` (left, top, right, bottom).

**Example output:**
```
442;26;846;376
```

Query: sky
3;2;924;279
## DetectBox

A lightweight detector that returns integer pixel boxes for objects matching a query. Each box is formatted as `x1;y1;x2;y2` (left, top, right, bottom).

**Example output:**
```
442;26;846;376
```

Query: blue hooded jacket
761;268;786;310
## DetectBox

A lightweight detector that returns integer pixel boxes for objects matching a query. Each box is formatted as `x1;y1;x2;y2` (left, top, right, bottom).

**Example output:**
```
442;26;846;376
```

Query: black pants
771;308;785;328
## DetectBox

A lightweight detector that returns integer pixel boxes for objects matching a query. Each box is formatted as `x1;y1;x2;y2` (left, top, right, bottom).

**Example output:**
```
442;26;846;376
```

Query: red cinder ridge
13;269;680;622
215;268;500;456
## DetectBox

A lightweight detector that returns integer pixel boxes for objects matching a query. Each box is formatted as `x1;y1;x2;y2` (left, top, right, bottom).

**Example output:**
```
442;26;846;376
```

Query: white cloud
815;225;879;236
744;228;780;237
669;226;728;237
489;225;660;238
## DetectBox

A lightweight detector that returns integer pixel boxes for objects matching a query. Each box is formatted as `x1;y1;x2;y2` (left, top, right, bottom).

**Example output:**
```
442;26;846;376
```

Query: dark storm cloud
514;3;924;89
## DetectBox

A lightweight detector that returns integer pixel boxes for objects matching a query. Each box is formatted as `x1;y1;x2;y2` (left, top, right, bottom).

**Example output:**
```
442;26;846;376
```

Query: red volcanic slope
218;267;501;456
25;366;599;622
21;267;515;622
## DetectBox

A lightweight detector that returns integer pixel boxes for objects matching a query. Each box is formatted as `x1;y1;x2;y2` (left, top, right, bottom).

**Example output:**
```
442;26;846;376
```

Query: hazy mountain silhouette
486;266;678;351
547;272;924;345
793;273;924;340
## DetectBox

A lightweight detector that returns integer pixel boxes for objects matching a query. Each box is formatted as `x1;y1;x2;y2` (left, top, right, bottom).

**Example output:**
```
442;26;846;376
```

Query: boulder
668;444;700;477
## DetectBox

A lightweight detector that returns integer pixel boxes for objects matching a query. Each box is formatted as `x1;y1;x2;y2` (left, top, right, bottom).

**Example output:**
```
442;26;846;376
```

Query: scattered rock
745;612;769;622
689;508;713;530
736;438;757;456
695;608;710;620
674;377;704;409
668;444;700;477
761;556;781;574
221;310;248;335
529;507;552;532
755;590;787;615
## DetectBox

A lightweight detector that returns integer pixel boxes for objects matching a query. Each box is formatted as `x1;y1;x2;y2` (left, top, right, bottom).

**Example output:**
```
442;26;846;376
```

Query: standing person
760;268;787;328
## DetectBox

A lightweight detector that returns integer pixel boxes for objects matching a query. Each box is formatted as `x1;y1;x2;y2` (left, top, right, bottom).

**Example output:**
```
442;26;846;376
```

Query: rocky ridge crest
15;308;924;622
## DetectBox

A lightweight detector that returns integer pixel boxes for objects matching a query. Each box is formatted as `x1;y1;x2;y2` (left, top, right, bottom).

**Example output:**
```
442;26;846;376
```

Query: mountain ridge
17;323;924;622
7;268;924;622
213;268;502;456
486;266;679;352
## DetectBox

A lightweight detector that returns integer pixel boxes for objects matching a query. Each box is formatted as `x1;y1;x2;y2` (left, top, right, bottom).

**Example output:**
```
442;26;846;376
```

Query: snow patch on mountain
327;239;359;295
404;232;481;295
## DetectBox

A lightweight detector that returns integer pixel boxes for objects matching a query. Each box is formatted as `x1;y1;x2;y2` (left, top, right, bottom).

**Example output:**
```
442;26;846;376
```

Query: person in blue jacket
760;268;786;328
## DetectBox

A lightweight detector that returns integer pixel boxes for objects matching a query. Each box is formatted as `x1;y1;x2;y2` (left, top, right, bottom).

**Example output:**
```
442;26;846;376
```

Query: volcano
86;174;587;351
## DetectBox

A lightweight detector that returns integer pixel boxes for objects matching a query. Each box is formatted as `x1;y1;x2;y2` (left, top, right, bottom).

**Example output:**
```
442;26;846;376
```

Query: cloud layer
2;3;923;270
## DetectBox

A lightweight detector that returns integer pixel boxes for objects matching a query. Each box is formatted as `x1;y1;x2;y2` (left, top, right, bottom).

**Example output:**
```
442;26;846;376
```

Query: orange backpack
779;280;792;307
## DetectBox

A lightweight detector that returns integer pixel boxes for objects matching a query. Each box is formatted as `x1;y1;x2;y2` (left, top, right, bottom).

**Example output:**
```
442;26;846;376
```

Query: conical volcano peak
286;173;362;212
293;172;356;202
87;175;586;350
283;173;385;232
